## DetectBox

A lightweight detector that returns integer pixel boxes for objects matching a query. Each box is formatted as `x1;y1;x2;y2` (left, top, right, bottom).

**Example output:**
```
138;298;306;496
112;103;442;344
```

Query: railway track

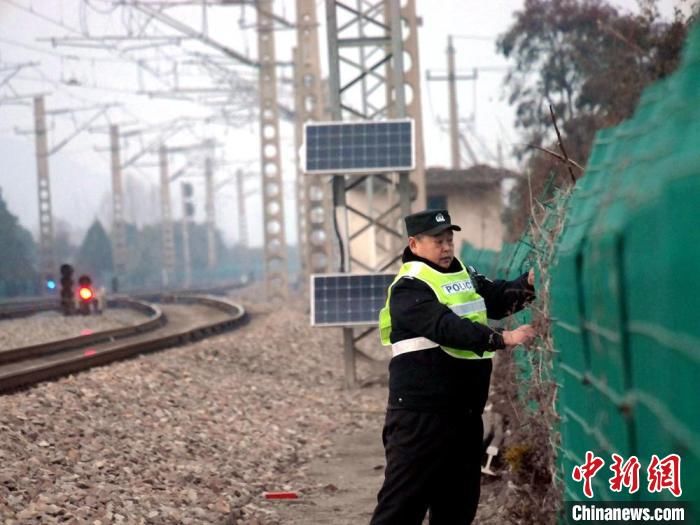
0;294;247;393
0;297;59;320
0;280;245;320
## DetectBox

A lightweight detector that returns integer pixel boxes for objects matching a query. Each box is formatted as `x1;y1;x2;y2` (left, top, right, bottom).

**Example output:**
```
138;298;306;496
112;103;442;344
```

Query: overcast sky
0;0;687;247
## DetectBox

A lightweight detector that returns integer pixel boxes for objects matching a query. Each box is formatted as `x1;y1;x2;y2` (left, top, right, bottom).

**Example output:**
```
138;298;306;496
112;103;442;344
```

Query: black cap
404;209;462;237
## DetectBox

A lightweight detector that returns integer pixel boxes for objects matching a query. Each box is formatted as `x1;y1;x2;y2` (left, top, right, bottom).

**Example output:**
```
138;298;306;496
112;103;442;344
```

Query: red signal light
79;286;93;301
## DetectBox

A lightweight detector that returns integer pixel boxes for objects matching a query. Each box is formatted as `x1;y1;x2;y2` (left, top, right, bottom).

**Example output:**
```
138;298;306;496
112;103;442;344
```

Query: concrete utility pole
401;0;427;211
235;169;249;250
426;36;479;168
162;139;221;284
110;126;128;291
159;145;176;287
181;182;194;288
257;0;288;301
233;168;260;278
33;96;55;286
29;100;112;289
204;155;217;269
448;36;460;169
293;47;308;280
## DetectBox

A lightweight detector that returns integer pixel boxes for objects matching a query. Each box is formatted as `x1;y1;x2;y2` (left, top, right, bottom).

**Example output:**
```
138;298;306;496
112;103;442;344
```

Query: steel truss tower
159;145;176;287
294;0;334;282
32;97;111;291
325;0;426;386
33;96;55;285
326;0;426;273
257;0;288;301
110;126;128;290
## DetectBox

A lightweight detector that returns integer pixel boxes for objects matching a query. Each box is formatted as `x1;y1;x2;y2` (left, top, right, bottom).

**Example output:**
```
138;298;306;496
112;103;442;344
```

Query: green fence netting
460;21;700;519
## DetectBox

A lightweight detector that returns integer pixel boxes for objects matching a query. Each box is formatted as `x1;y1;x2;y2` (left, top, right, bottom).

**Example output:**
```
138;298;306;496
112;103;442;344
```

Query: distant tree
498;0;694;237
123;175;161;227
16;225;37;269
125;222;162;287
76;219;113;284
0;189;38;296
118;221;242;289
65;207;258;291
181;222;228;273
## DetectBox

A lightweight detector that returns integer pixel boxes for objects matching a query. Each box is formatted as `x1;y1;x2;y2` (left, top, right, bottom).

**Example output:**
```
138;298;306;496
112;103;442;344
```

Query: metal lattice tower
110;126;128;289
294;0;333;282
159;145;176;287
324;0;426;386
257;0;288;300
325;0;425;274
33;96;55;284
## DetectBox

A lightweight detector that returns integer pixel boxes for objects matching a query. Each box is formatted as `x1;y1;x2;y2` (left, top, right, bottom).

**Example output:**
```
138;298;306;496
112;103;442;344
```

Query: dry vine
485;111;581;523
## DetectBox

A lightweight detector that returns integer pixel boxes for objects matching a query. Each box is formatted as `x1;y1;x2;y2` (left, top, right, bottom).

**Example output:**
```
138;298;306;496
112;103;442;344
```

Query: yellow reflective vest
379;259;494;360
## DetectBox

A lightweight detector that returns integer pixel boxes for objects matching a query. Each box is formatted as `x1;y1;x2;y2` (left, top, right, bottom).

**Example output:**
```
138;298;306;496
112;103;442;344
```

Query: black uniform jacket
387;247;534;413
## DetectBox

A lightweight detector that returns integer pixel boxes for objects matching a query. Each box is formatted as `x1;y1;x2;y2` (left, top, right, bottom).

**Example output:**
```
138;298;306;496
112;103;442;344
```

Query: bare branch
596;19;646;56
548;104;578;184
525;143;584;171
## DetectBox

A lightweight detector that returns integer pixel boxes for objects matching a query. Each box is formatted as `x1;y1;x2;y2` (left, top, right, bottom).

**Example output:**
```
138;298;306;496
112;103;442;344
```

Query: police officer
370;209;537;525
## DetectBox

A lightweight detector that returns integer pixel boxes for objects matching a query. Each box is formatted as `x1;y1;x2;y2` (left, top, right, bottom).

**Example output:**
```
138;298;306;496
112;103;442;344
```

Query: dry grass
484;181;575;524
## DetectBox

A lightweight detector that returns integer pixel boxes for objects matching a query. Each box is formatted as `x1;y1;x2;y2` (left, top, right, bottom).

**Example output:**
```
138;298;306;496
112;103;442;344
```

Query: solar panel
310;273;396;327
304;119;414;175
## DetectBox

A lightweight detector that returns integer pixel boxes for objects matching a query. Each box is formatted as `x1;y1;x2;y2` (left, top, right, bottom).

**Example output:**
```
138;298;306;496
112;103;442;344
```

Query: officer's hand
527;268;535;287
502;324;536;348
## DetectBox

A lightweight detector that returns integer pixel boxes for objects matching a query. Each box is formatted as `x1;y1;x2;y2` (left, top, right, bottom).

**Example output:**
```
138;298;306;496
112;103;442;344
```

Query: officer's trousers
369;408;483;525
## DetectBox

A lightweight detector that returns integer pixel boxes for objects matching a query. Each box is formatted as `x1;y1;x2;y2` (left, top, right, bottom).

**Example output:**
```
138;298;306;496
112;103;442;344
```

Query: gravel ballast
0;293;387;524
0;309;149;351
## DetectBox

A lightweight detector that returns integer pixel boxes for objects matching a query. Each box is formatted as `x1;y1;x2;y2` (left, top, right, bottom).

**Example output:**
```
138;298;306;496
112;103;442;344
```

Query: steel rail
0;299;59;319
0;279;245;320
0;295;247;394
0;298;164;365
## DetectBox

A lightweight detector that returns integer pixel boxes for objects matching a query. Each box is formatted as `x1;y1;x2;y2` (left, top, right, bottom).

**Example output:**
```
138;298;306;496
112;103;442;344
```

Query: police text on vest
441;280;474;294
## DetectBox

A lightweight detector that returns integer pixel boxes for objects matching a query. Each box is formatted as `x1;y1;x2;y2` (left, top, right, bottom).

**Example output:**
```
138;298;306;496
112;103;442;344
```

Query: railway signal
45;275;57;291
182;182;195;218
77;274;98;315
59;264;74;315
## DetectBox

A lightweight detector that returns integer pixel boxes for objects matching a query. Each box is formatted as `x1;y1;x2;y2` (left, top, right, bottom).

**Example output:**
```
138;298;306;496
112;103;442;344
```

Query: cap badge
435;213;445;223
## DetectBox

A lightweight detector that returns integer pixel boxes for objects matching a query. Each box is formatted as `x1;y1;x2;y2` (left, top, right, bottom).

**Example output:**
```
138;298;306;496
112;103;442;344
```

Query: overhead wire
0;0;156;108
1;1;222;214
4;0;290;216
0;35;141;64
451;34;496;41
83;0;119;16
0;0;84;35
14;72;155;97
3;1;175;92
